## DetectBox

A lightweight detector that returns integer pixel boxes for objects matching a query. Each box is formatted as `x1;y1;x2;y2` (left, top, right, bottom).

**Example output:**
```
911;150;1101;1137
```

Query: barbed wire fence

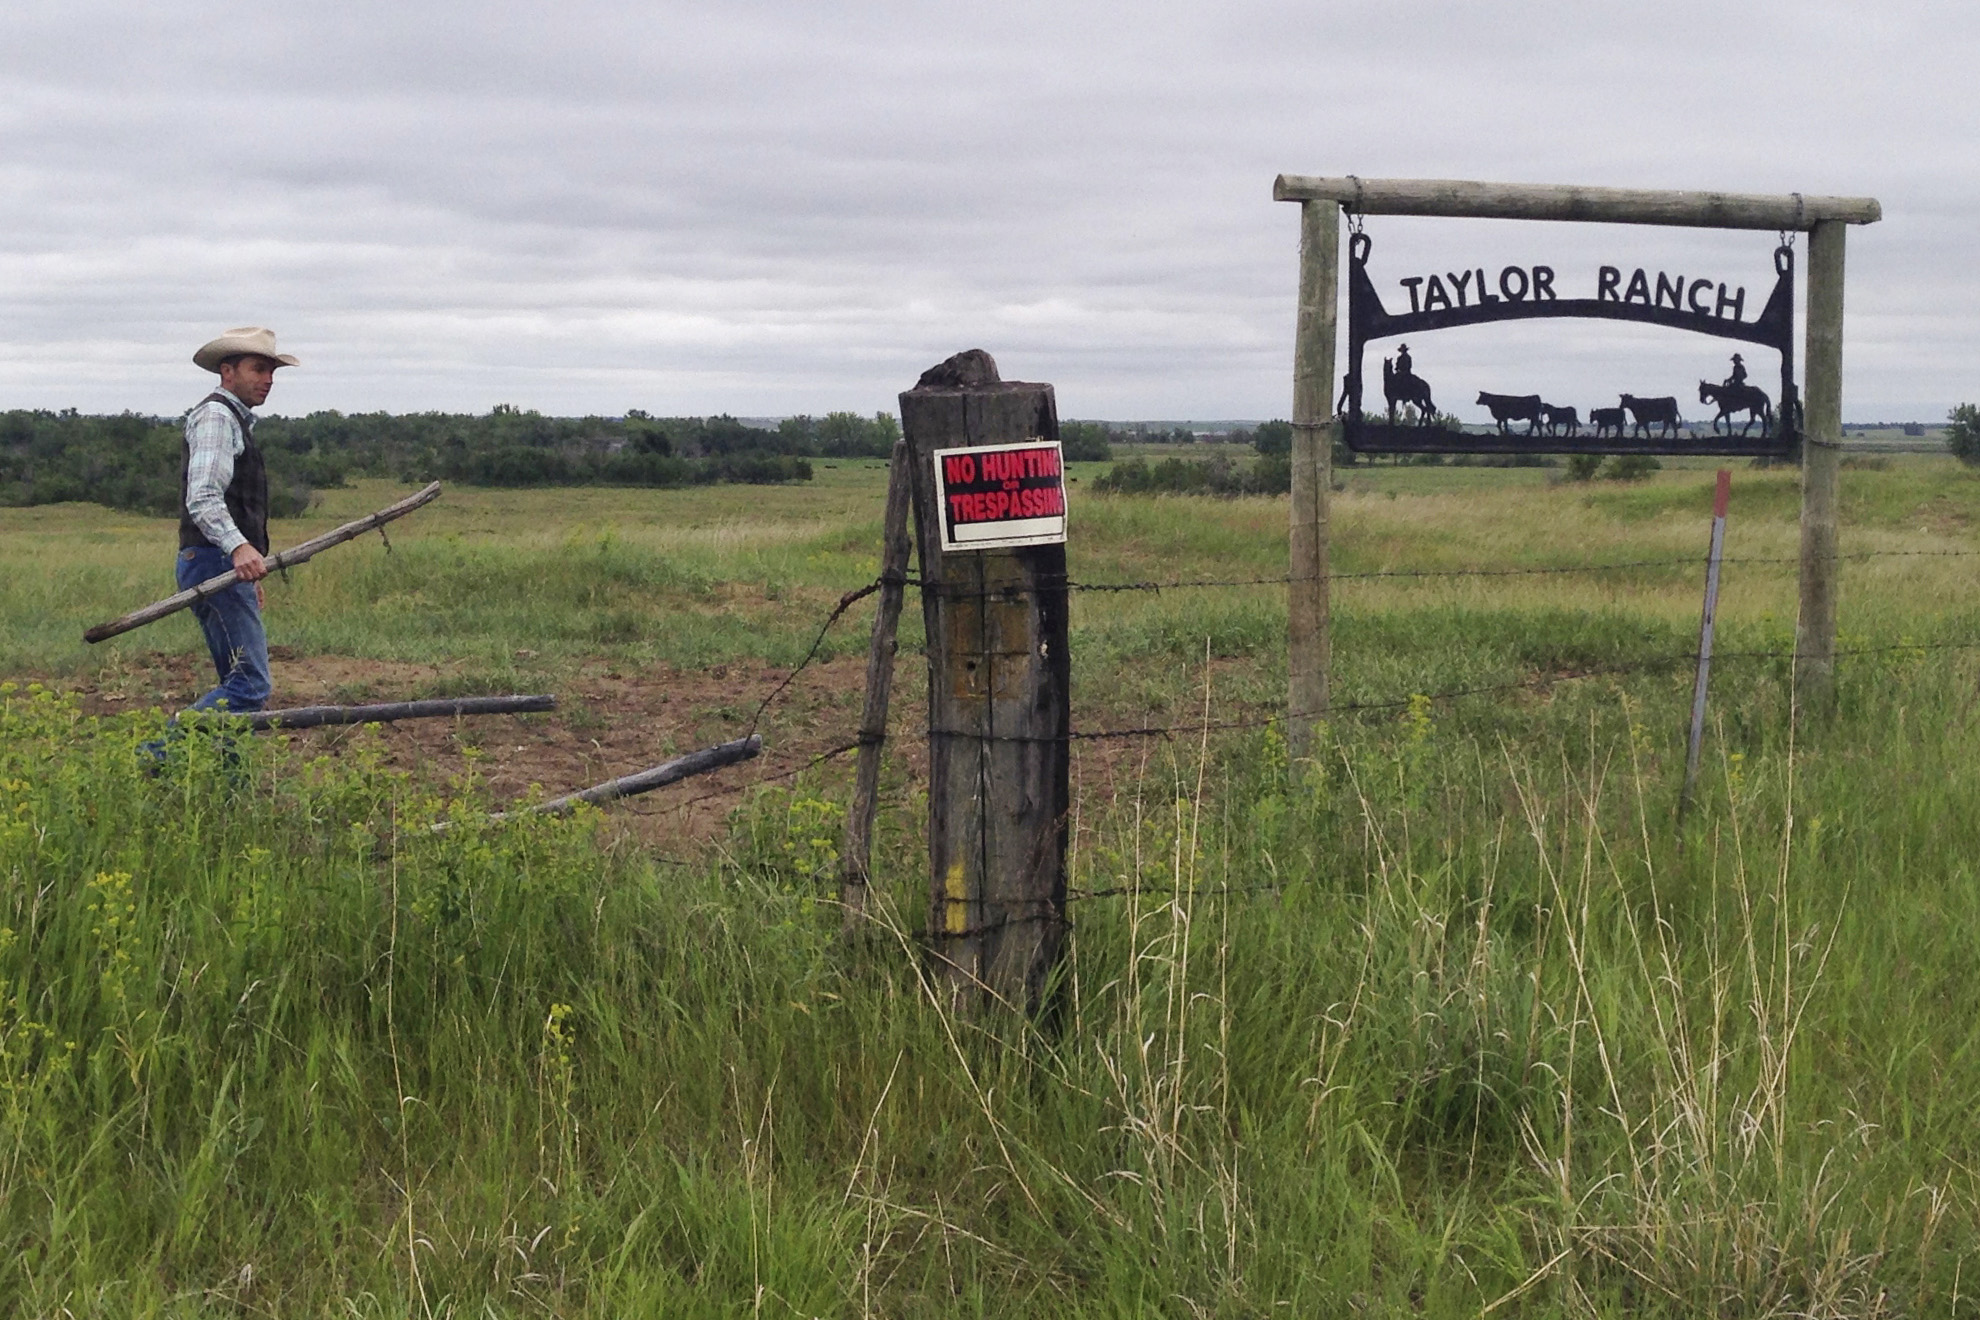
661;546;1980;815
656;546;1980;900
718;545;1980;741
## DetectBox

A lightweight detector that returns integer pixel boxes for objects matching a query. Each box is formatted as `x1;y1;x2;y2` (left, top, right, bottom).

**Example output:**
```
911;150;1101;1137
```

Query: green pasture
12;456;1978;688
3;456;1980;1315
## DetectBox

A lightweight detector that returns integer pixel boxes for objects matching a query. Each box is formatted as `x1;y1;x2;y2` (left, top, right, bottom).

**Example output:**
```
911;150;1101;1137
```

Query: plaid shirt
183;387;255;554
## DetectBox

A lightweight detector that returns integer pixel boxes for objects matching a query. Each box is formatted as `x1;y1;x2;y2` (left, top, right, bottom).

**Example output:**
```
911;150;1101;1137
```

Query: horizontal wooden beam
1272;176;1880;230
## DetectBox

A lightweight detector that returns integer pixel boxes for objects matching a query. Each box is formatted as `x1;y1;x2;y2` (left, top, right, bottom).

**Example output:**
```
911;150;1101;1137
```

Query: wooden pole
248;693;554;731
492;735;761;819
900;351;1070;1014
1271;176;1880;230
1288;200;1338;760
1797;220;1847;713
1680;470;1732;826
85;482;443;643
839;440;914;933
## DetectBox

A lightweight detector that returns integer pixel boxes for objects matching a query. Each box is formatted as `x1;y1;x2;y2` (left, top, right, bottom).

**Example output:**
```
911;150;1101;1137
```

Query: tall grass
6;460;1980;1312
5;621;1978;1313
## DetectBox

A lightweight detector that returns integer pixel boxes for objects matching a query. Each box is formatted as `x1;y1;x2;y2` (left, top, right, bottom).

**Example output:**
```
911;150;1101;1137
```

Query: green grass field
4;456;1980;1315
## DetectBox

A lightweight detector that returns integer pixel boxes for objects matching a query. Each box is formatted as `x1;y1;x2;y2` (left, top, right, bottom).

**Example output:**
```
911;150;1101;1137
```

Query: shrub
1093;452;1289;497
1601;455;1663;481
1059;422;1116;462
1947;403;1980;466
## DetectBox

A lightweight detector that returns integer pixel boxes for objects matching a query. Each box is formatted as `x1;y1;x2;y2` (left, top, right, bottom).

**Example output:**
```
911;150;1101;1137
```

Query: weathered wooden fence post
1796;218;1847;713
1288;200;1339;760
899;350;1071;1013
839;440;914;933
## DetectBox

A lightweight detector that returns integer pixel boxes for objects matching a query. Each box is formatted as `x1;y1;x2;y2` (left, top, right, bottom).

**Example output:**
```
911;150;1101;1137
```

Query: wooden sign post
1288;200;1338;760
899;350;1071;1013
1796;219;1847;711
1273;177;1881;734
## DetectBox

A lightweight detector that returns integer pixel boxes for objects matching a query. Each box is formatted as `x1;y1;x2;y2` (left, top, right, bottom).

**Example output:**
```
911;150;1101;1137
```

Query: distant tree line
1054;422;1117;461
0;410;320;519
1095;451;1292;497
1087;417;1569;497
0;406;915;515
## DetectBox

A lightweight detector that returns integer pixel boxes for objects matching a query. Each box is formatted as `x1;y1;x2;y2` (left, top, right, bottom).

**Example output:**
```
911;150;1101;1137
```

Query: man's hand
231;544;269;582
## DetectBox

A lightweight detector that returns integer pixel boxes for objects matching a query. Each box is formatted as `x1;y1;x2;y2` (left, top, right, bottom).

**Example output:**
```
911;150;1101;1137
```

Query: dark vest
179;392;269;555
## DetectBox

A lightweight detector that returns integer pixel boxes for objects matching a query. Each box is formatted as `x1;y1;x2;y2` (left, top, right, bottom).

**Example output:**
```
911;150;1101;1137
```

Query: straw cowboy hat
193;327;301;373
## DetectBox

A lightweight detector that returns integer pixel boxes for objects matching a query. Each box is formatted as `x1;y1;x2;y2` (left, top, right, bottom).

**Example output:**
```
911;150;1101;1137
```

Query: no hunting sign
932;440;1068;552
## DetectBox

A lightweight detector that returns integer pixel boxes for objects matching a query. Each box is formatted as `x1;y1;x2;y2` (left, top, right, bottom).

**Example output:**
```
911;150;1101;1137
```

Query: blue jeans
178;545;271;714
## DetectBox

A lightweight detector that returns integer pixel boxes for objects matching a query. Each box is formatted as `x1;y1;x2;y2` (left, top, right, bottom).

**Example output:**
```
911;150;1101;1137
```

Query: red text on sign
947;485;1066;524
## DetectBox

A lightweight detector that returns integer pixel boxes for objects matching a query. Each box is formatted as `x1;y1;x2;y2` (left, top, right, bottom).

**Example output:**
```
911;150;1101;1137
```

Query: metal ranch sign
1341;229;1800;457
932;440;1068;552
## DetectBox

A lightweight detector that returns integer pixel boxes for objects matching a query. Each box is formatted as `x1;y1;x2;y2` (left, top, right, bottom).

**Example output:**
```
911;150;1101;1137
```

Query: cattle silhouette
1476;391;1545;435
1589;406;1626;440
1620;394;1683;439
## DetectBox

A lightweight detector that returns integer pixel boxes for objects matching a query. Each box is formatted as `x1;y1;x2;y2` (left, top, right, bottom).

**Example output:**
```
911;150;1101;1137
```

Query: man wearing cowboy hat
174;326;300;715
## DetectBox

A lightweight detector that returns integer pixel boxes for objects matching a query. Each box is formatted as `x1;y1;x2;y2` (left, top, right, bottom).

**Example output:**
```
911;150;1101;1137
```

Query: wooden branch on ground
249;694;555;731
84;482;444;644
492;735;763;820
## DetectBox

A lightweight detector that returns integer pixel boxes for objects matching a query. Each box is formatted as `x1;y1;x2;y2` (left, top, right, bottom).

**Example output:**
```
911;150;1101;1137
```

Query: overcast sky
1;0;1973;422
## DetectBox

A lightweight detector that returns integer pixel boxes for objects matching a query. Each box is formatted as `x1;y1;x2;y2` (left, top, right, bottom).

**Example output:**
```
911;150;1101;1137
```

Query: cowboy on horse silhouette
1383;342;1435;426
1699;352;1773;436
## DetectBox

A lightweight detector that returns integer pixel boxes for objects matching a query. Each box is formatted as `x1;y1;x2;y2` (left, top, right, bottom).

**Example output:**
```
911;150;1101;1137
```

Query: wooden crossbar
1272;176;1881;230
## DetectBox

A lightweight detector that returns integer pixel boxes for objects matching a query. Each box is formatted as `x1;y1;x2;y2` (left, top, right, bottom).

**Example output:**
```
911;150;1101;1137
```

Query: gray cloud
0;0;1973;421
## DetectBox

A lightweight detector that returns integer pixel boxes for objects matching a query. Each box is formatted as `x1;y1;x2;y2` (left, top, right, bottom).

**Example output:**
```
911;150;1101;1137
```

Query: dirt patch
48;649;894;854
1917;495;1973;538
37;646;1213;858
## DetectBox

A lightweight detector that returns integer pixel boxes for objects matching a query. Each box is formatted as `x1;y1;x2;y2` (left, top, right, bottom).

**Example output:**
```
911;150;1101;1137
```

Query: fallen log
84;482;443;644
249;694;555;731
489;734;763;822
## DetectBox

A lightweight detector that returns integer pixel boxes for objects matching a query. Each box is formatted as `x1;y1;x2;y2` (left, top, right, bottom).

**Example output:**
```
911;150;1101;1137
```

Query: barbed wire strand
622;550;1980;819
1069;881;1289;901
624;631;1979;826
925;635;1980;745
734;545;1980;723
580;570;1980;912
899;548;1980;598
723;576;1980;760
651;739;865;817
744;578;881;736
